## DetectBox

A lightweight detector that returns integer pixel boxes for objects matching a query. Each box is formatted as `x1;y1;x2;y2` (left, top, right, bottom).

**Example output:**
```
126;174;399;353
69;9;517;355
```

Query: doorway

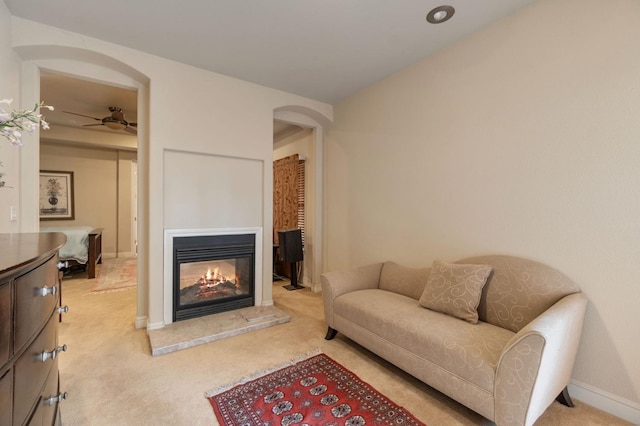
38;73;140;318
131;160;138;256
39;73;139;259
273;112;323;291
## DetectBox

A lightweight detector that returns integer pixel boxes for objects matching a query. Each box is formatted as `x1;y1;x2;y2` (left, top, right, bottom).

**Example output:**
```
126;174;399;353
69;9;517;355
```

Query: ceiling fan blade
83;123;104;127
124;126;137;135
128;122;137;127
63;111;102;121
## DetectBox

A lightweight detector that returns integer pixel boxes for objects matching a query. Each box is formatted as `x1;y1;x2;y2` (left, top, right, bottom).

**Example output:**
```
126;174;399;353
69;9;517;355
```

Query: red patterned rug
91;257;137;293
206;352;425;425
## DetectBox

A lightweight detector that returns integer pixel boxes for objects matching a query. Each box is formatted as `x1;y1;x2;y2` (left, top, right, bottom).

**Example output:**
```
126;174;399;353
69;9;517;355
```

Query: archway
274;105;331;289
15;45;150;329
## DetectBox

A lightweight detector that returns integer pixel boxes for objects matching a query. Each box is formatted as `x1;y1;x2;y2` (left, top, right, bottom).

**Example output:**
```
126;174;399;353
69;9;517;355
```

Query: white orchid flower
0;99;53;146
0;109;9;123
1;127;22;145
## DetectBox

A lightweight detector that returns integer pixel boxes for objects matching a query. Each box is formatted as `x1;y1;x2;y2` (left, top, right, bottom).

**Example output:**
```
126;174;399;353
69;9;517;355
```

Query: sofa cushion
379;261;430;300
419;260;492;323
333;289;514;393
457;255;581;333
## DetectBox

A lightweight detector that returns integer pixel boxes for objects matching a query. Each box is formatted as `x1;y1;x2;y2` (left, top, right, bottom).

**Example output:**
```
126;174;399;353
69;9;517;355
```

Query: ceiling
6;0;535;105
40;73;138;136
40;72;309;141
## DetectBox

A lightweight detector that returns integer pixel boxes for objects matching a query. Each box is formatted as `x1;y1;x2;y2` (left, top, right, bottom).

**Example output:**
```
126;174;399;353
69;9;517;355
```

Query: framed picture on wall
39;170;75;220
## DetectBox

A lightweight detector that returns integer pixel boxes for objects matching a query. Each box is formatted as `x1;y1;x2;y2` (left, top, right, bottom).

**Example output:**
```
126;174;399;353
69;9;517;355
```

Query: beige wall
0;1;21;233
273;128;316;286
326;0;640;418
163;150;262;229
40;142;136;256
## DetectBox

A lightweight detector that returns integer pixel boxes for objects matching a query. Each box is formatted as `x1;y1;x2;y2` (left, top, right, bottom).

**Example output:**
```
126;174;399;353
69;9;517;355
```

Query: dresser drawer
36;359;61;426
25;357;61;426
0;282;10;367
0;369;12;426
15;255;59;352
14;314;59;425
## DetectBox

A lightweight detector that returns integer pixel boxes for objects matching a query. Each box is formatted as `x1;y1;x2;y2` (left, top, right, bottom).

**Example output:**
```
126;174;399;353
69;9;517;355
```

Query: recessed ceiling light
426;5;455;24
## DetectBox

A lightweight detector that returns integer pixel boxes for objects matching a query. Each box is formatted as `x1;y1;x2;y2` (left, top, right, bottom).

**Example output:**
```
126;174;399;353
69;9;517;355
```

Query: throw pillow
379;261;430;300
419;260;492;323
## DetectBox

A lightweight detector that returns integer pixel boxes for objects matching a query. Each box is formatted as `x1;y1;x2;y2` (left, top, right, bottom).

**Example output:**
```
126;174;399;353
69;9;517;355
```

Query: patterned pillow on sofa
419;260;492;323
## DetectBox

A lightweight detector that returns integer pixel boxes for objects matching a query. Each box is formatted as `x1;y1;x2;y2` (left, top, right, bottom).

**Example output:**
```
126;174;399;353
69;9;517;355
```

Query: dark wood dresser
0;233;68;426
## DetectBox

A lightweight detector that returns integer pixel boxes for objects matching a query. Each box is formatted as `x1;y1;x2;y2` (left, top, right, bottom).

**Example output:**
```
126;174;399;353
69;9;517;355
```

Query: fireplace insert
173;233;255;321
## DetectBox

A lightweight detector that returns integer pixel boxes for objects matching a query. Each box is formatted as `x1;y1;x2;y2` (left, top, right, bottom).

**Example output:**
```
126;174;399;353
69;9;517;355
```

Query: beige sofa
321;255;587;426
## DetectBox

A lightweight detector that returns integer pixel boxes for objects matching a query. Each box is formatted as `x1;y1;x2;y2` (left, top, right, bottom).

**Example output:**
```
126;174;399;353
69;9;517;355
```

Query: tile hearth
148;305;290;356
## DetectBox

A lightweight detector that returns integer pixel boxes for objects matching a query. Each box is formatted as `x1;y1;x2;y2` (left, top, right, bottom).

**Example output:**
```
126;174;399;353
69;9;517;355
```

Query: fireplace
173;233;255;321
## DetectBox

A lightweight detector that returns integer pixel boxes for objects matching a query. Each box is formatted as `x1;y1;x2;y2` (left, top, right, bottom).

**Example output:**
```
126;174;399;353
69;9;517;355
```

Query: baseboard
103;252;136;259
302;277;322;293
134;316;147;330
569;379;640;424
146;321;166;332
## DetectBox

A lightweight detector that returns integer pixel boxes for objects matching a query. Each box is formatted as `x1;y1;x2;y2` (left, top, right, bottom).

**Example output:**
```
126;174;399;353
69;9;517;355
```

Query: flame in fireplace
204;267;225;283
198;266;233;288
192;265;242;299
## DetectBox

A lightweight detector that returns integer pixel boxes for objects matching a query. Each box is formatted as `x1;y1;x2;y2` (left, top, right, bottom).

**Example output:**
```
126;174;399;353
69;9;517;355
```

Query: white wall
164;150;262;229
6;14;332;330
326;0;640;421
0;1;21;232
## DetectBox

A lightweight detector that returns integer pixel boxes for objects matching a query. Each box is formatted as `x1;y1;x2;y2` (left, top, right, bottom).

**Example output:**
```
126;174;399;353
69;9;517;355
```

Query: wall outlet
10;206;17;221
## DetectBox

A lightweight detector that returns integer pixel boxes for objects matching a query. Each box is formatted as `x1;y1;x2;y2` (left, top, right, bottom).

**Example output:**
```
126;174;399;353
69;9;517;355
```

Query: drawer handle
39;285;57;297
45;392;68;406
56;261;69;270
40;344;67;362
57;305;69;315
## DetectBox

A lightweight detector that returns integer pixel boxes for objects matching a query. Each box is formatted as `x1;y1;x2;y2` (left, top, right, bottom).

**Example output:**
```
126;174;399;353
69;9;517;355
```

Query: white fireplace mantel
161;227;263;327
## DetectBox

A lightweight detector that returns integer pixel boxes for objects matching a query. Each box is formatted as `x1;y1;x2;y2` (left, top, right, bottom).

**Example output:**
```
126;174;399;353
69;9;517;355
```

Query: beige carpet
58;272;631;425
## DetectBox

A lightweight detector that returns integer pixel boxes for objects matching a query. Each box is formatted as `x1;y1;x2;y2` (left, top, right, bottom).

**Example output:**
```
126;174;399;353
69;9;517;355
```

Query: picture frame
39;170;75;220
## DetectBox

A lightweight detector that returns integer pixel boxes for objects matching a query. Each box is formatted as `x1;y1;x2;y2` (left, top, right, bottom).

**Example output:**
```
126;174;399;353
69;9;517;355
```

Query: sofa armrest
320;262;384;328
494;292;587;426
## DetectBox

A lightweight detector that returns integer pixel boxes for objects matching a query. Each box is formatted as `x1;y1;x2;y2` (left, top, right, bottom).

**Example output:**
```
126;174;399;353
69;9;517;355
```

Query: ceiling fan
63;106;137;135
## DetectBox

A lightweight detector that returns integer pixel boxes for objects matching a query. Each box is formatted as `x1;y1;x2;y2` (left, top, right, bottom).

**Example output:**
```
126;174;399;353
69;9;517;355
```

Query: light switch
10;206;17;221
